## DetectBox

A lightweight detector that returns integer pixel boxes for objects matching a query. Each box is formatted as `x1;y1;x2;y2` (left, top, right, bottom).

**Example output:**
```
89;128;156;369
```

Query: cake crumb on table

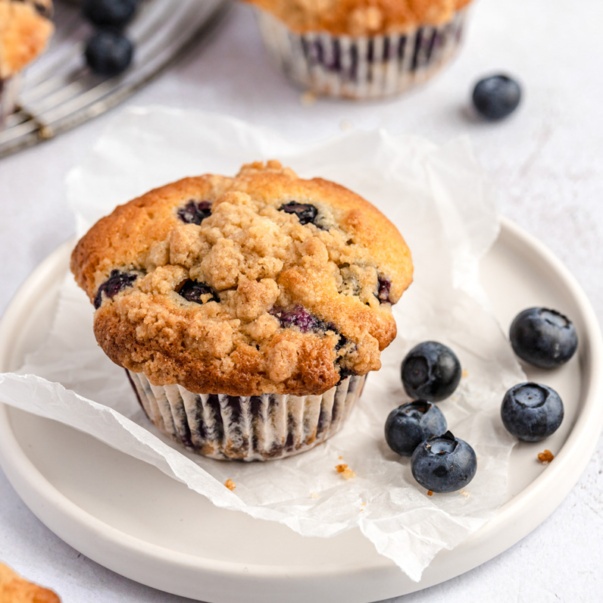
224;479;236;491
537;449;555;464
300;91;317;106
427;490;434;496
335;463;356;480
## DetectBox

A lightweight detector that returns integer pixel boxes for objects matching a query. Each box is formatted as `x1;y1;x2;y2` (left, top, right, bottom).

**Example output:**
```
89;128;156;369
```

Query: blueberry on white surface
82;0;139;28
501;382;564;442
472;74;521;121
384;401;448;457
509;307;578;369
411;431;477;493
401;341;461;402
85;30;134;77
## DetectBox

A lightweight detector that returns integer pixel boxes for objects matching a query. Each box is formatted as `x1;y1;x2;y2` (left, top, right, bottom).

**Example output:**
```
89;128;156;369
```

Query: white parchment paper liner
0;107;523;582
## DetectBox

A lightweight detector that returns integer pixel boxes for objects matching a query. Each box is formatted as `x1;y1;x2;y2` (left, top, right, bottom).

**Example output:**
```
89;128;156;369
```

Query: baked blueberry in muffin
71;161;413;460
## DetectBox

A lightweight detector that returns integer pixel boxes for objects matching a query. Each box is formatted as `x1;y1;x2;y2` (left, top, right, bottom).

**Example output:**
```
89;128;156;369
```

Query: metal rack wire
0;0;230;158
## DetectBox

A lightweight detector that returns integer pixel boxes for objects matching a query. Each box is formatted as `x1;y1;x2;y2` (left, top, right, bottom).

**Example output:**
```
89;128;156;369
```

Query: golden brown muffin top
71;161;413;396
0;0;53;79
245;0;472;35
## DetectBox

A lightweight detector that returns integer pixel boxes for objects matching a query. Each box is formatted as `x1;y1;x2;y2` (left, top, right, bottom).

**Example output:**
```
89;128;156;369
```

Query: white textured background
0;0;602;601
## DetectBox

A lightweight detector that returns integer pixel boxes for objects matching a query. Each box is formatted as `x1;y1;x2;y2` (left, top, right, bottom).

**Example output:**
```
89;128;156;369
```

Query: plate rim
1;217;602;600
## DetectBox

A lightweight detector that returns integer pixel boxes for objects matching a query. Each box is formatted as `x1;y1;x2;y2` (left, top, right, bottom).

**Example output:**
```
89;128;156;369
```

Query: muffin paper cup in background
0;76;21;125
127;371;367;461
254;8;468;99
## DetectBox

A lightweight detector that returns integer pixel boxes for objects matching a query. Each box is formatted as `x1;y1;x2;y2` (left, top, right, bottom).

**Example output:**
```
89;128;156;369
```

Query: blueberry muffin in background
0;0;53;123
244;0;473;99
71;161;413;461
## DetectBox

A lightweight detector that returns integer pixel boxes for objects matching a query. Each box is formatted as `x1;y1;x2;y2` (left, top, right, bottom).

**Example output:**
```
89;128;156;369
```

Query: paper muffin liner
254;8;468;99
126;371;367;461
0;75;21;126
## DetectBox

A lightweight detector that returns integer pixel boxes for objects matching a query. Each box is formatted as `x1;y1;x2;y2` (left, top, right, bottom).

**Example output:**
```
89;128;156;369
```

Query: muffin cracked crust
71;161;413;398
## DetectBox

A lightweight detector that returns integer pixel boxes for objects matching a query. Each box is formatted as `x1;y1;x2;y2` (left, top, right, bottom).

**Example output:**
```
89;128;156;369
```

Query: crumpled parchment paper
0;107;523;581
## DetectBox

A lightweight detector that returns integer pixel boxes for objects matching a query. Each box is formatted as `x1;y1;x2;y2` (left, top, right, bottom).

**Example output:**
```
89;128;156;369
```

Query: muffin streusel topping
245;0;472;35
71;161;413;396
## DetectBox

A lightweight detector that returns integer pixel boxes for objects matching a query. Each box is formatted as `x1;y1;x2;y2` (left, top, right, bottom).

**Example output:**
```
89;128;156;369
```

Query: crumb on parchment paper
300;91;317;106
427;490;434;496
224;479;236;491
335;463;356;480
537;449;555;464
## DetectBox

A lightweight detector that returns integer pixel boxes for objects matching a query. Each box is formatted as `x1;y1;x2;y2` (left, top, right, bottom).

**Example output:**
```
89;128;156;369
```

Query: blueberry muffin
71;161;413;460
245;0;473;99
0;0;53;123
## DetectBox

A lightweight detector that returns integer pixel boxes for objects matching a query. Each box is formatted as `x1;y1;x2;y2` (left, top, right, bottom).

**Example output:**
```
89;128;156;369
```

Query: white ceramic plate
0;218;602;603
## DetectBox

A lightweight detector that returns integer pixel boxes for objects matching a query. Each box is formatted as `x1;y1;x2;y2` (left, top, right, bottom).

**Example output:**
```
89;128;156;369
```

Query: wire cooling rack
0;0;230;158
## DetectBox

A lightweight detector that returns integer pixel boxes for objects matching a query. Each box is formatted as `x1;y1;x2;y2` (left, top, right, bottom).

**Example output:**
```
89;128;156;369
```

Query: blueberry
384;401;447;457
472;74;521;121
411;431;477;493
177;200;212;225
401;341;461;402
85;30;134;77
279;201;319;226
82;0;139;28
509;307;578;369
501;382;564;442
177;280;219;304
94;269;138;308
377;276;392;304
270;305;334;334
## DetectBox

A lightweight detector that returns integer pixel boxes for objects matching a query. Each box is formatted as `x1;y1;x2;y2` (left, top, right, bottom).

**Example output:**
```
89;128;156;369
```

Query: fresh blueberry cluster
385;341;476;493
82;0;140;76
499;306;576;443
386;304;578;493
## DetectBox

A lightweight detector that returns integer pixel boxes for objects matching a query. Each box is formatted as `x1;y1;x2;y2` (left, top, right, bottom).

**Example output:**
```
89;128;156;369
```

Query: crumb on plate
300;91;317;106
335;463;356;480
537;449;555;464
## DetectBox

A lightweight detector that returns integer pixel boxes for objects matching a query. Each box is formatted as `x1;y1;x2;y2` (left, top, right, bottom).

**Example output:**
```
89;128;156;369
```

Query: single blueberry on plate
279;201;319;226
411;431;477;493
177;280;219;304
94;269;138;308
177;200;212;225
384;400;447;457
501;382;564;442
85;30;134;77
472;74;521;121
401;341;461;402
509;307;578;369
82;0;139;28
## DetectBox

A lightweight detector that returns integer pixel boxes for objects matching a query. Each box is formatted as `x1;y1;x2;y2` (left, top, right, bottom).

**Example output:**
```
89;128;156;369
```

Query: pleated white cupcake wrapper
255;8;468;99
0;75;21;125
127;371;366;461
